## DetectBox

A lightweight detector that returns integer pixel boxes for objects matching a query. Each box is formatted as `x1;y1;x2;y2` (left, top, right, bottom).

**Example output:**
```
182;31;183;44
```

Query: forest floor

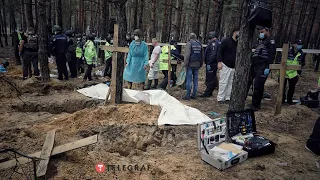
0;44;320;180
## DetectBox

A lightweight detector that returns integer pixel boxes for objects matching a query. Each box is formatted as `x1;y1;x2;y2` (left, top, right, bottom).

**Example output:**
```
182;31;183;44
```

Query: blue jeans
186;67;199;98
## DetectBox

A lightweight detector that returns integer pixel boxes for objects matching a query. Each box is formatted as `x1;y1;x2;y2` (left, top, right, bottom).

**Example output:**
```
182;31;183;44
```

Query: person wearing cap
247;26;276;111
123;29;149;89
19;27;40;80
217;28;239;104
83;34;97;81
50;25;69;80
158;39;182;90
200;31;220;97
282;39;305;105
183;33;204;100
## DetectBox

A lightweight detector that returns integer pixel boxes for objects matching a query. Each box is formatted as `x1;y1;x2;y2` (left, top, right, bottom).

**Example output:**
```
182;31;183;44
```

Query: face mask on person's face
134;36;139;40
296;45;302;50
259;33;265;39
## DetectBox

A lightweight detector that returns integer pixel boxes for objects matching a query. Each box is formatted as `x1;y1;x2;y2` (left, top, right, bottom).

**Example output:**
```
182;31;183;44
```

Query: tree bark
215;0;224;37
133;0;138;29
173;0;182;40
161;0;169;42
38;0;50;82
0;11;3;47
283;0;295;43
305;0;319;47
229;0;254;111
9;1;17;31
195;0;202;38
295;0;309;40
149;0;156;39
34;0;38;32
46;0;52;32
57;0;62;28
139;0;144;30
1;0;8;46
203;0;210;43
102;0;110;38
25;0;34;28
275;0;287;46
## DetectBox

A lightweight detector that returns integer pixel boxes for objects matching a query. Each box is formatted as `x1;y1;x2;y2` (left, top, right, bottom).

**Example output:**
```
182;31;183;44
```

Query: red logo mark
95;163;105;173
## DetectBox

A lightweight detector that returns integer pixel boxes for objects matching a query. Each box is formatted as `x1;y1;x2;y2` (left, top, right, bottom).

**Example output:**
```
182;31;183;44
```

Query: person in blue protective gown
123;29;149;89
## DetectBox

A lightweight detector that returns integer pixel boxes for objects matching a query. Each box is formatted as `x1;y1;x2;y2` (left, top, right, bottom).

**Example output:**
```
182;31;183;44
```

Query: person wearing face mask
216;29;239;104
123;29;149;90
282;39;305;105
200;31;220;97
247;26;276;111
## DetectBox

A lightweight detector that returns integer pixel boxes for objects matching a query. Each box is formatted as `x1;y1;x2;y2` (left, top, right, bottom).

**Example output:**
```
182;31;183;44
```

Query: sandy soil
0;45;319;180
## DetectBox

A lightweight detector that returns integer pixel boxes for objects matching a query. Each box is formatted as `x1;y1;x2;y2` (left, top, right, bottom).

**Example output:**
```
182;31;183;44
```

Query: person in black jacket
306;117;320;156
200;31;220;97
248;26;276;111
50;25;69;80
216;29;239;104
65;30;78;78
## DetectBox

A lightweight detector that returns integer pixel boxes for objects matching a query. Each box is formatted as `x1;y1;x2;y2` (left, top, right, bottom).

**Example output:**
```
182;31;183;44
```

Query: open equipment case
197;118;248;170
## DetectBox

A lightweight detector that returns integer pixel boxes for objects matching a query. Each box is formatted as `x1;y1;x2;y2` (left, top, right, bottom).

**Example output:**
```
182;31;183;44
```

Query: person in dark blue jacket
200;31;220;97
50;25;69;80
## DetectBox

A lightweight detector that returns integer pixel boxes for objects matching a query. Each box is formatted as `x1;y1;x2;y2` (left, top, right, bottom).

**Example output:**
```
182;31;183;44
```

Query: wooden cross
269;44;301;115
99;24;129;104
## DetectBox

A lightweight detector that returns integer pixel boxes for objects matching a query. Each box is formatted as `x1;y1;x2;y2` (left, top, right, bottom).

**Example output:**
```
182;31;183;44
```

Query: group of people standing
12;25;102;82
123;26;306;111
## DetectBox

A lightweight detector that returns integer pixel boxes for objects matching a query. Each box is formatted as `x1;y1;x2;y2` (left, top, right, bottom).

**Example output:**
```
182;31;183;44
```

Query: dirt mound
34;104;161;137
0;77;20;98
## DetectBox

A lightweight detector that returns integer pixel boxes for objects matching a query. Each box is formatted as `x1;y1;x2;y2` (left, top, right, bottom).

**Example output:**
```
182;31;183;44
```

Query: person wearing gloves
145;38;161;90
200;31;220;97
282;39;305;105
83;34;97;81
248;26;276;111
123;29;149;90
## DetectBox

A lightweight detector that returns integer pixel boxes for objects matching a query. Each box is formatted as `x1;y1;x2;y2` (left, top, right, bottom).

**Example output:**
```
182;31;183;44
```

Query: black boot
144;80;152;90
151;79;158;89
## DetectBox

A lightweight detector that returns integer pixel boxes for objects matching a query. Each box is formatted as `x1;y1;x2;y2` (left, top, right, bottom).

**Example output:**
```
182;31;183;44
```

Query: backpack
247;0;273;28
24;35;38;50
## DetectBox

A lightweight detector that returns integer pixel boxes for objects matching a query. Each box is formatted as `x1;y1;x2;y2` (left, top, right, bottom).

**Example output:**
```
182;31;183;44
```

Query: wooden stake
274;44;289;115
37;130;56;177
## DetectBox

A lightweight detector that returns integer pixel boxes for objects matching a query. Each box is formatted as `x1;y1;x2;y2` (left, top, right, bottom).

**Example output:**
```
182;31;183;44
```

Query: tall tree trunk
275;0;287;46
102;0;110;38
90;0;93;31
307;0;320;47
161;0;169;42
168;0;173;39
229;0;254;111
9;1;17;31
1;0;8;46
34;0;38;32
300;1;311;42
295;0;309;40
46;0;52;33
133;0;138;29
149;0;156;39
196;0;202;38
52;0;56;26
25;0;34;28
173;0;182;40
69;0;72;29
216;0;224;38
139;0;144;30
111;0;128;104
283;0;296;43
38;0;50;82
0;11;3;47
220;0;240;38
57;0;62;28
203;0;210;43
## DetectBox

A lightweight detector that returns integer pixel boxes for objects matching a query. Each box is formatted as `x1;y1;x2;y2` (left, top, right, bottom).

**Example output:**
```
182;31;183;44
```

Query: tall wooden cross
269;44;301;115
99;24;129;104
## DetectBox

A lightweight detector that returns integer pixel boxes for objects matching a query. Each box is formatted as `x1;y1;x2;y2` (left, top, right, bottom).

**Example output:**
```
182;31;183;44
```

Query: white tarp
77;84;212;125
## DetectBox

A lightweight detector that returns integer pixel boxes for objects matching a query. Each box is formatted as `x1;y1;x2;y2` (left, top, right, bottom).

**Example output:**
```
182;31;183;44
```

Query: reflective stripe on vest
159;45;175;70
18;33;22;41
286;52;301;79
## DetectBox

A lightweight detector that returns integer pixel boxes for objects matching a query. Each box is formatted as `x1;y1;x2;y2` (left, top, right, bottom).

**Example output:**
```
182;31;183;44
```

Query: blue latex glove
264;68;270;76
206;65;211;71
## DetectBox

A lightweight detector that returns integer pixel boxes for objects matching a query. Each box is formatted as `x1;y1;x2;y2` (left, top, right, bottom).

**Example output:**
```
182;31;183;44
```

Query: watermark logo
95;163;105;173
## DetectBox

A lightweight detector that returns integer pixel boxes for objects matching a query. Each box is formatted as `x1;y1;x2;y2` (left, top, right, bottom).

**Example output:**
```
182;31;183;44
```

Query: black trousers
84;64;93;81
14;46;21;65
104;57;112;78
67;54;78;78
22;52;39;78
158;70;169;89
248;69;268;107
77;57;85;74
203;65;218;96
283;76;299;104
56;53;68;80
171;64;177;85
306;117;320;155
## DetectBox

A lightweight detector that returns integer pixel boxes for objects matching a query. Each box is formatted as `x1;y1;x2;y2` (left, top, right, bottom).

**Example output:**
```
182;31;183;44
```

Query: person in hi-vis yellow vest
283;39;305;105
